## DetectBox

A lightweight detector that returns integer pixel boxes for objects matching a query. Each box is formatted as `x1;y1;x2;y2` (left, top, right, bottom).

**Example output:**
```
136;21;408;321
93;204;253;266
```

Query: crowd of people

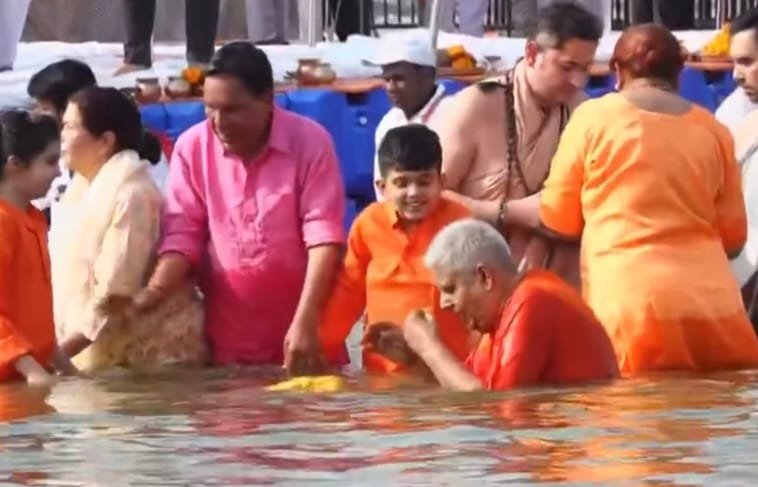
2;2;758;393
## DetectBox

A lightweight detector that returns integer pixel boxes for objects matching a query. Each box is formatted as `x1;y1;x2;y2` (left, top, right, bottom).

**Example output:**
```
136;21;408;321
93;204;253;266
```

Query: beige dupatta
505;61;584;287
51;150;207;371
506;60;579;199
50;150;157;343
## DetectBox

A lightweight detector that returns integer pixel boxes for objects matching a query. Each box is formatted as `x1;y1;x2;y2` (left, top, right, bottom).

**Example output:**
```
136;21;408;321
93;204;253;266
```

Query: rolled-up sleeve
299;128;346;248
158;137;209;267
539;105;590;238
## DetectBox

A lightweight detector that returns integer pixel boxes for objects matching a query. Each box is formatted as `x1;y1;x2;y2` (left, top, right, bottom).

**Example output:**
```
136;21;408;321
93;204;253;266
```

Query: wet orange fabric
0;201;56;381
540;94;758;374
319;197;473;372
466;270;619;390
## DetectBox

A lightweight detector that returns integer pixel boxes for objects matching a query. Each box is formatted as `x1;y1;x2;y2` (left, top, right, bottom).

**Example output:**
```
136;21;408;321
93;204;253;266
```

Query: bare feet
113;63;150;76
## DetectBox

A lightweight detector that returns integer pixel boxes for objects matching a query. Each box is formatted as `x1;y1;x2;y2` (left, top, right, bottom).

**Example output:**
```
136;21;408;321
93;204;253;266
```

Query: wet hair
377;124;442;178
68;86;161;164
732;7;758;42
531;2;603;48
0;110;59;179
610;24;684;87
207;41;274;96
27;59;96;115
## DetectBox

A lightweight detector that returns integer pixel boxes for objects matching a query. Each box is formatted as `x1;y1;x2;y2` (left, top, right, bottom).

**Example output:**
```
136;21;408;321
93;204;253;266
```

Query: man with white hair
397;219;619;391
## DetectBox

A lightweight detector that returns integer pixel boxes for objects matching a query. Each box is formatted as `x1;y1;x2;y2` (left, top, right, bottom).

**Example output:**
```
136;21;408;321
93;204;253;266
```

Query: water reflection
0;370;756;484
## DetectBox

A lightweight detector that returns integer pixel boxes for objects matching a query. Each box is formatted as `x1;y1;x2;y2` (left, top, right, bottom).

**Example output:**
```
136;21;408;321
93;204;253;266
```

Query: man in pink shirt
135;42;346;372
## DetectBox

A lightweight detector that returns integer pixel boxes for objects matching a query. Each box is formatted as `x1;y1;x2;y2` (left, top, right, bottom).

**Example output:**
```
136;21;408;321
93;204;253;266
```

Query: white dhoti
245;0;301;43
535;0;611;32
438;0;489;37
0;0;30;69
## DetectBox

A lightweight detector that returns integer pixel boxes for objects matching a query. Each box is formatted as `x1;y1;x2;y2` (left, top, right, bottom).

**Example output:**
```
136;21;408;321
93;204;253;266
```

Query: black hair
26;59;97;115
69;86;161;164
0;110;59;179
206;41;274;96
531;2;603;48
377;124;442;177
732;7;758;41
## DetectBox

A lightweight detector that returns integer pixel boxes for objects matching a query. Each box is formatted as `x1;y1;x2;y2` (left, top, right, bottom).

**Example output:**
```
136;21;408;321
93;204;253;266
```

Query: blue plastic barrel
139;104;168;134
680;67;717;111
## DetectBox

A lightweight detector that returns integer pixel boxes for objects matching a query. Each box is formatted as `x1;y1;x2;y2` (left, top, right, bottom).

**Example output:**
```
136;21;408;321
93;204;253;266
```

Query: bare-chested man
437;2;602;287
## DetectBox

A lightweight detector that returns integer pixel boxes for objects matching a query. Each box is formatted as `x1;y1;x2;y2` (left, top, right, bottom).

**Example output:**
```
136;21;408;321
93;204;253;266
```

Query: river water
1;368;758;486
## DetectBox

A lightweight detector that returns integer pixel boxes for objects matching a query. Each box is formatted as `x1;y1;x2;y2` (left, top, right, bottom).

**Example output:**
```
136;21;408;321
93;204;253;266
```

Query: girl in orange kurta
0;110;76;384
539;25;758;374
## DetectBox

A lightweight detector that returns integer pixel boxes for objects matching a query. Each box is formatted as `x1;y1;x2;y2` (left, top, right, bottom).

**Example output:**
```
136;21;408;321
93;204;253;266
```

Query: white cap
362;39;437;68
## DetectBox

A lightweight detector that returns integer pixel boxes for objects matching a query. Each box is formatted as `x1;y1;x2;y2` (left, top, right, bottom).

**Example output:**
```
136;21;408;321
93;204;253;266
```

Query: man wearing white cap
364;39;454;201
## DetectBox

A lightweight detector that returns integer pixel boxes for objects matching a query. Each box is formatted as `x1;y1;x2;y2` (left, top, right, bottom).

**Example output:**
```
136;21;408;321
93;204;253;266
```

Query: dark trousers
122;0;220;67
631;0;695;30
327;0;372;41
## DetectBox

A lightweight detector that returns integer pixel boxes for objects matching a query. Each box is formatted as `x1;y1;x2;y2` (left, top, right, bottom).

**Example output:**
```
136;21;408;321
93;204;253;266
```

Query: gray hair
424;218;516;278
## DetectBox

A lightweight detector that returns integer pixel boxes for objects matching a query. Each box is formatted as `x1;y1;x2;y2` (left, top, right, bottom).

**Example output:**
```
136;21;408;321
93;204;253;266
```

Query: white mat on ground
2;28;717;109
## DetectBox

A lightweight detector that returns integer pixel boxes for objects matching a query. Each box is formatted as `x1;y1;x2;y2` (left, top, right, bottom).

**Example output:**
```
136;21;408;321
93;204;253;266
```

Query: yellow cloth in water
265;375;345;392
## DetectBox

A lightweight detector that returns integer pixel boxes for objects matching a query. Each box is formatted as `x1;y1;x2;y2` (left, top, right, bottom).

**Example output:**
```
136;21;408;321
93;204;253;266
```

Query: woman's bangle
496;198;509;227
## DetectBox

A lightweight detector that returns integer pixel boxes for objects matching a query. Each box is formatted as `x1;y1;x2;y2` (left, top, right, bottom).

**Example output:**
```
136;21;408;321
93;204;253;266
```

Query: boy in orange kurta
319;124;473;373
0;110;76;384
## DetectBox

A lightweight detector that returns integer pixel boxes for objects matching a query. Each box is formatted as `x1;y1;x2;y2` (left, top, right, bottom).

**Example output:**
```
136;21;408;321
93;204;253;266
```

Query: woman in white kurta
52;86;207;372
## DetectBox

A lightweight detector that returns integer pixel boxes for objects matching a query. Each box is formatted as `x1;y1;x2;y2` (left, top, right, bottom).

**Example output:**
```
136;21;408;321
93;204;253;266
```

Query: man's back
467;270;619;390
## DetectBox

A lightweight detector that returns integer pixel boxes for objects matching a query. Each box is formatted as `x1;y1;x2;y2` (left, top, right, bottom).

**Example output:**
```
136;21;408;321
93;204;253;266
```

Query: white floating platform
1;28;717;110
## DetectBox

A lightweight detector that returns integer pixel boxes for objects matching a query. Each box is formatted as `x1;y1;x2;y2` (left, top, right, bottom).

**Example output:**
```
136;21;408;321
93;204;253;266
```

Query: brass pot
310;63;336;84
296;58;320;81
136;77;162;103
294;58;336;86
166;76;192;99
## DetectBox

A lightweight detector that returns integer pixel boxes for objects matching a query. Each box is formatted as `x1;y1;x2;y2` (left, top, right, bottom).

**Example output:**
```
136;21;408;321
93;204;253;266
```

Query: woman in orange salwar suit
538;24;758;374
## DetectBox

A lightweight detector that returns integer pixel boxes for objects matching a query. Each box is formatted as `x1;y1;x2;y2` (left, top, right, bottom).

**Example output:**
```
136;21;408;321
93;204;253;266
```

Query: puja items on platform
166;76;192;99
179;66;206;96
135;77;162;104
698;23;730;59
130;68;206;103
287;58;337;86
436;45;477;70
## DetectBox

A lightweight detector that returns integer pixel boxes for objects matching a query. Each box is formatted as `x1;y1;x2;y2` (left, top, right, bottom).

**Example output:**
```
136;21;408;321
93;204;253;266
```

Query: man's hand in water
50;347;79;377
14;355;56;387
283;314;324;376
362;322;419;367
